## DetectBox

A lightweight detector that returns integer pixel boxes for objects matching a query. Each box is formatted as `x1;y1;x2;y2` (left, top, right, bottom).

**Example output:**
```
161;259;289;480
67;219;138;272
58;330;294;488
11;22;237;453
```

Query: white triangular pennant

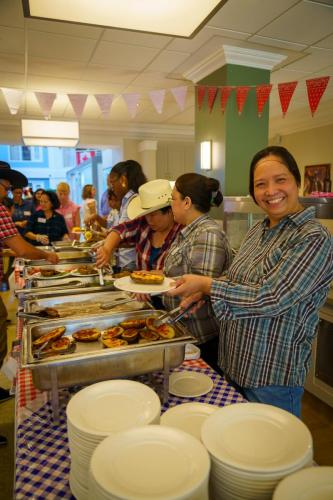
94;94;113;118
122;93;140;118
170;86;188;111
34;92;57;118
67;94;88;119
1;87;24;115
149;89;166;114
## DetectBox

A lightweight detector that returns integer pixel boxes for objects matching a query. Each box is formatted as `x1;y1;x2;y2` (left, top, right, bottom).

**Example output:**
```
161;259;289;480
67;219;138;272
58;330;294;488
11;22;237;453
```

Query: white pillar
138;140;158;180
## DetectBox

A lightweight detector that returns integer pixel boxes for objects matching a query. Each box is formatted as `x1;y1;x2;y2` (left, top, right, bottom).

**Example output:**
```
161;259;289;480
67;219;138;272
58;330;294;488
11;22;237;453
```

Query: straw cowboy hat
127;179;172;220
0;161;28;188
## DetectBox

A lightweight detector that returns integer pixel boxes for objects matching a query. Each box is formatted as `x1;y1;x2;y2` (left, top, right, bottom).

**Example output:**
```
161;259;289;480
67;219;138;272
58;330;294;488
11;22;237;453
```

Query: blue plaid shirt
211;207;333;388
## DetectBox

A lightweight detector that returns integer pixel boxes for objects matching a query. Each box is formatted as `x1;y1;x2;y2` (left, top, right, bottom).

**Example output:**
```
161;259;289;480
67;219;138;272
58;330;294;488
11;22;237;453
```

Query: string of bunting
196;76;330;117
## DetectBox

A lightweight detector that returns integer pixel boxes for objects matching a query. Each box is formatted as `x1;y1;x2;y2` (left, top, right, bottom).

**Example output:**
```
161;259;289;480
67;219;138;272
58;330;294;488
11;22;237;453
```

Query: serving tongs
154;297;209;327
33;340;76;360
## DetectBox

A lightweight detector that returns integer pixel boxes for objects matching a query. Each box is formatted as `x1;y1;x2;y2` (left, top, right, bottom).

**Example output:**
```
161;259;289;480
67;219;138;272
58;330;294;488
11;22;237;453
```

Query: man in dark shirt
11;186;35;236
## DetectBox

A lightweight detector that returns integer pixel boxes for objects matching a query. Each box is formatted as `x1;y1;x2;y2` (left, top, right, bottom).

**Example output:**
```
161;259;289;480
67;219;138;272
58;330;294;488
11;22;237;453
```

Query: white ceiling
0;0;333;143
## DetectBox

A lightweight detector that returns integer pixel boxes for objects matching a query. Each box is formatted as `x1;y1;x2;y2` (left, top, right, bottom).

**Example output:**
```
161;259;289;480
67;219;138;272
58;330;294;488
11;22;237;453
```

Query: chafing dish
23;249;92;266
15;281;116;298
21;310;195;420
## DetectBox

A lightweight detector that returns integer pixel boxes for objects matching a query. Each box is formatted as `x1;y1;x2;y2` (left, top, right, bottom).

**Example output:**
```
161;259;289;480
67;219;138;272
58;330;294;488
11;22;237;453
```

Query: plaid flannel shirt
211;206;333;388
0;203;18;281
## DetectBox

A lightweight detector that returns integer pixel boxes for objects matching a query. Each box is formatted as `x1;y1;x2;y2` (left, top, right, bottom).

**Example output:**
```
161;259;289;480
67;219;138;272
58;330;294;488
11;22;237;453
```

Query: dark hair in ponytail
111;160;147;193
175;173;223;213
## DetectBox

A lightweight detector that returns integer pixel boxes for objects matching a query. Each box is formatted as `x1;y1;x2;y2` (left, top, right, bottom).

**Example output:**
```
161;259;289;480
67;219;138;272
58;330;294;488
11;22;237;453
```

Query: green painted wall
195;64;270;196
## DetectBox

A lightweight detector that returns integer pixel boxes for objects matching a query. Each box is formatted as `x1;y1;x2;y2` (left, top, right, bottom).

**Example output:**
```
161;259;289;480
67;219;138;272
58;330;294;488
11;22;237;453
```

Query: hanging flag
67;94;88;119
35;92;57;118
0;87;24;114
122;93;140;118
207;86;218;112
197;86;206;110
236;86;250;115
278;81;298;117
149;89;166;114
94;94;113;118
170;86;188;111
220;86;233;113
306;76;330;116
256;84;272;117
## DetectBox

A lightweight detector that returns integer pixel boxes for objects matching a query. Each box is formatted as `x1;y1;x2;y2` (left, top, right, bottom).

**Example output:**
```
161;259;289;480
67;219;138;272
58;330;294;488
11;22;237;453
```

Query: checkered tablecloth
15;359;245;500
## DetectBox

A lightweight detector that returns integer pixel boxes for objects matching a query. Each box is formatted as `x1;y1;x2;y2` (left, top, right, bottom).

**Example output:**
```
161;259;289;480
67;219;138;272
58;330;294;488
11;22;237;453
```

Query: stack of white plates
201;403;313;500
273;466;333;499
161;403;218;441
89;425;211;500
67;380;161;500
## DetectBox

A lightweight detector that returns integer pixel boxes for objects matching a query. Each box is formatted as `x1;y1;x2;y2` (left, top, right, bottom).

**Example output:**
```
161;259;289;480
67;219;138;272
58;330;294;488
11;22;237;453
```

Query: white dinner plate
31;270;72;280
70;268;99;277
273;466;333;500
113;275;176;295
89;425;210;500
201;403;313;473
161;402;218;440
168;371;214;398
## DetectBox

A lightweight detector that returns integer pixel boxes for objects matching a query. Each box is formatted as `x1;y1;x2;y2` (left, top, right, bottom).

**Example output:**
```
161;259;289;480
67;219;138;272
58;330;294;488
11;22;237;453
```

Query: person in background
25;190;69;245
82;184;97;226
11;186;35;237
85;188;120;230
100;172;112;217
168;146;333;417
107;160;147;272
0;161;58;446
32;188;45;211
163;173;232;369
1;197;15;289
56;182;81;240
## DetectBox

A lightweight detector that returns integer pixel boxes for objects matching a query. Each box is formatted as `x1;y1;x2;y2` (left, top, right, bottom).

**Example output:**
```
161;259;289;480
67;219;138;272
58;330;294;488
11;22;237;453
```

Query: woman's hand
168;274;212;299
96;245;111;267
36;234;49;245
45;251;59;264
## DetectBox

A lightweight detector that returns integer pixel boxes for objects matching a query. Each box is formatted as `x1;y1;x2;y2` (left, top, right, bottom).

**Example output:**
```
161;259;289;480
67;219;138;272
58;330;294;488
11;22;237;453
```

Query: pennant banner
1;87;24;115
306;76;330;116
207;86;218;113
122;93;140;118
236;86;250;115
221;86;233;114
170;86;187;111
256;84;272;117
197;86;206;110
149;89;166;114
68;94;88;119
94;94;113;118
278;81;298;117
35;92;56;118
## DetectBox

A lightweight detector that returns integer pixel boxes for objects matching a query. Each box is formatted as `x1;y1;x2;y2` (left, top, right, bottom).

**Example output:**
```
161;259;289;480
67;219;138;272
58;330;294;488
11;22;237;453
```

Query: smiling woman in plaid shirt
168;147;333;417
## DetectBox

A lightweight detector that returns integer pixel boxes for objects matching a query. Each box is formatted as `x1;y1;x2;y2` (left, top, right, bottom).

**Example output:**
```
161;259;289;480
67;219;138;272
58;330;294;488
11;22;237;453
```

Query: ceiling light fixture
22;0;227;38
21;119;79;147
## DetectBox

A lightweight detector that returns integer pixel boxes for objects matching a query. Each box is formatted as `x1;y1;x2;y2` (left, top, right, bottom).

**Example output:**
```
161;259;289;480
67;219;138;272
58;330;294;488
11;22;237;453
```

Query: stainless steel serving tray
21;310;194;391
23;249;92;266
15;282;116;298
23;262;98;280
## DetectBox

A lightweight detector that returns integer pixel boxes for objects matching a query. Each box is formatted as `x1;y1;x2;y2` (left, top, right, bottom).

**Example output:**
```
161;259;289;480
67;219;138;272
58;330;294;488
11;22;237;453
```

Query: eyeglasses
0;182;12;191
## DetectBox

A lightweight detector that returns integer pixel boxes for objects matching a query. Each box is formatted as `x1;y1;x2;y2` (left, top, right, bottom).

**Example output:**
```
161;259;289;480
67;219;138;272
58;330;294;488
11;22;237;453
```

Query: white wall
156;140;195;181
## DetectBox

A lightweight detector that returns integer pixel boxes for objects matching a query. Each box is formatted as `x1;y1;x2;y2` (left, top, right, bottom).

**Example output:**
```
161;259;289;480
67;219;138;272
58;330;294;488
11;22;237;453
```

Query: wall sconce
21;119;79;147
200;140;212;170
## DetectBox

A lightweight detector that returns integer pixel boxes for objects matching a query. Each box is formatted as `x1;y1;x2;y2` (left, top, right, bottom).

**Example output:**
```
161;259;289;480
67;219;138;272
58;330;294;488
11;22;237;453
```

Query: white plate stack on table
273;466;333;500
67;380;161;500
88;425;211;500
161;402;218;441
201;403;313;500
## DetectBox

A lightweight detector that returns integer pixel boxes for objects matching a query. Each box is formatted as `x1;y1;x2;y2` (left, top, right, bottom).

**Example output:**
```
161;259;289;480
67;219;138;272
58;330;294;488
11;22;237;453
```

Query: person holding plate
167;146;333;417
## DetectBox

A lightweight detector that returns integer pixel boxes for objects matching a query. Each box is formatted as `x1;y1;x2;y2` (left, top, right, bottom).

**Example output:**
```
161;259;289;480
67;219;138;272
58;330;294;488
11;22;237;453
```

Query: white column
138;140;158;180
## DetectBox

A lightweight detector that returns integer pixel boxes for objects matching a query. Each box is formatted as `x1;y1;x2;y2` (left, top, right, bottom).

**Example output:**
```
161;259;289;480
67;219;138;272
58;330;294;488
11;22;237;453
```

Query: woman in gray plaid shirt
168;147;333;417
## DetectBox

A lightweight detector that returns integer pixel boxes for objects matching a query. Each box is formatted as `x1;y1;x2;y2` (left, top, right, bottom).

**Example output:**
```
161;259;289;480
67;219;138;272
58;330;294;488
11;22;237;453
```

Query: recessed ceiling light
22;0;228;38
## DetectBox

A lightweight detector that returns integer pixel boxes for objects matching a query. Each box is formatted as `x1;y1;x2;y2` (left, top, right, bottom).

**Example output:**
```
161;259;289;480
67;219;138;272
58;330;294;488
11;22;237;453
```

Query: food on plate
130;270;165;285
145;316;159;331
72;265;97;275
38;307;60;318
32;326;66;347
155;324;175;339
40;268;63;277
121;328;139;343
102;326;124;339
72;328;101;342
139;329;159;342
102;338;128;349
120;318;147;329
113;270;131;279
51;336;72;353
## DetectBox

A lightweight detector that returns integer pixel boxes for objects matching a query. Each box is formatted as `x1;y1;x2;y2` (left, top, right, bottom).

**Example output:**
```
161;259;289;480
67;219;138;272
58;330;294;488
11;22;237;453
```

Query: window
9;146;42;162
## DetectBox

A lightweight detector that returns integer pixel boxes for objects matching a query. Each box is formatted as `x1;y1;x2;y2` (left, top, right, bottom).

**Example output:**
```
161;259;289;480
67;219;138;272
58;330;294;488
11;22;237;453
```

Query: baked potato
51;337;72;353
130;270;165;285
33;326;66;347
72;328;101;342
155;324;176;339
121;328;139;343
120;318;146;329
139;329;159;342
102;326;124;339
102;338;128;348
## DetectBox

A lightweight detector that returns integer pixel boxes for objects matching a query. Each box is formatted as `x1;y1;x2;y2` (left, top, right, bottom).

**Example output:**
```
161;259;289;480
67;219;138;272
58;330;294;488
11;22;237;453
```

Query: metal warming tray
23;249;92;266
15;282;116;299
23;262;97;280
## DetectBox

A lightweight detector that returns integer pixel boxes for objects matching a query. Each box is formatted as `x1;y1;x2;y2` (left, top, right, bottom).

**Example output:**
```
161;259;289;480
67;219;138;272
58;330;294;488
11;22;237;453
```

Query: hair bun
211;189;223;207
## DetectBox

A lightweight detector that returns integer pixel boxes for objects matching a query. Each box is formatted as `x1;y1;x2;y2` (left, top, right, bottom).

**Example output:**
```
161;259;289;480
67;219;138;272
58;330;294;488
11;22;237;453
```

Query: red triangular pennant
207;86;218;112
220;86;233;113
278;81;298;117
236;86;250;115
197;86;206;110
306;76;330;116
256;84;272;117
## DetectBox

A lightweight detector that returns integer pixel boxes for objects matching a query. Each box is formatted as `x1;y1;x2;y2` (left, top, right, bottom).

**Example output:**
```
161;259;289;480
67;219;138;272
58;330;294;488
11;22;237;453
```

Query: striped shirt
0;204;18;281
164;214;233;344
113;216;182;270
116;190;137;270
211;206;333;388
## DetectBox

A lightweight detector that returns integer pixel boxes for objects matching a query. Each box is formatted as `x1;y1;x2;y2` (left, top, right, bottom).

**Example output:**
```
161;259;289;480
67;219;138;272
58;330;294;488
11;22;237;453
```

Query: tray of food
23;249;93;266
24;263;99;280
21;310;195;391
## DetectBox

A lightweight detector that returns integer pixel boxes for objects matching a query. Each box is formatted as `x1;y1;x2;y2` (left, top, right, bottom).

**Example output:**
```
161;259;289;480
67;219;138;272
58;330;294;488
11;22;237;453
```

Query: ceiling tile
26;18;102;39
146;51;190;73
0;27;25;55
0;54;25;76
1;0;25;28
28;31;97;62
284;47;333;73
28;57;87;80
313;33;333;50
83;64;138;86
102;28;171;49
249;35;307;52
131;72;188;88
91;41;159;70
